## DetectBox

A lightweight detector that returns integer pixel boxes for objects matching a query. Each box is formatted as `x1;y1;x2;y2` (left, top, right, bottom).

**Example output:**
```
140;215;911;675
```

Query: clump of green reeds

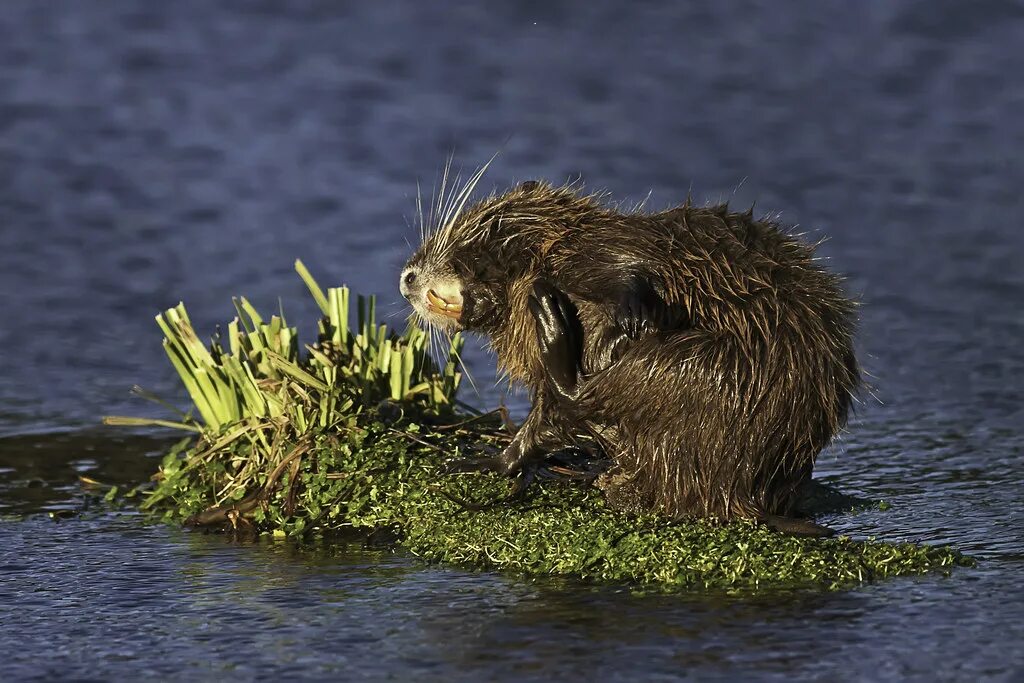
105;259;462;515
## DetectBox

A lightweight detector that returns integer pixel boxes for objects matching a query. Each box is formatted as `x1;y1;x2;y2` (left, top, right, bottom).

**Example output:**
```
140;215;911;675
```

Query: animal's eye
404;271;417;287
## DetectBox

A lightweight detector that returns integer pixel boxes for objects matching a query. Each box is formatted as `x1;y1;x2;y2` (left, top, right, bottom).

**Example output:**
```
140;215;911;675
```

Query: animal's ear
519;180;540;192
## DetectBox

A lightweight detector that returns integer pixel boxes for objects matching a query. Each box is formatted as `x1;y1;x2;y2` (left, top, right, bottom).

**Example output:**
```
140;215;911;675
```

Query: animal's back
564;204;859;520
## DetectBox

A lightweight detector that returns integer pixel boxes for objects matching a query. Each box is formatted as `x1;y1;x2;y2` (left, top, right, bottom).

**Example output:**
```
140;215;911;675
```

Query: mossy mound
136;420;971;591
110;262;973;591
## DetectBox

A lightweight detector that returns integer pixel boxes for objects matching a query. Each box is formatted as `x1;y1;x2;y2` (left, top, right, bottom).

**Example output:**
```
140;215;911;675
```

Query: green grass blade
295;259;330;315
236;296;264;328
102;416;203;432
266;350;330;392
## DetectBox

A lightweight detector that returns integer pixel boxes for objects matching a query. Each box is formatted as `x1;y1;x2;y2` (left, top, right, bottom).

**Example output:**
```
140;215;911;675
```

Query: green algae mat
106;261;971;590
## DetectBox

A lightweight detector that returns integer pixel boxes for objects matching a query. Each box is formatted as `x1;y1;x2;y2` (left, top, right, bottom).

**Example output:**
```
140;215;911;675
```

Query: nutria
399;174;860;536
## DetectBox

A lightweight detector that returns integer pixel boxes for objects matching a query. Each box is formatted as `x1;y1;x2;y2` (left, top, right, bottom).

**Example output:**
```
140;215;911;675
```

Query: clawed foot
613;277;665;340
528;280;583;400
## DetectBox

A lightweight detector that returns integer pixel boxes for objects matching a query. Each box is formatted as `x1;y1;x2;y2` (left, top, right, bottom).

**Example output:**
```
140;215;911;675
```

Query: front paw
613;277;663;339
527;280;583;399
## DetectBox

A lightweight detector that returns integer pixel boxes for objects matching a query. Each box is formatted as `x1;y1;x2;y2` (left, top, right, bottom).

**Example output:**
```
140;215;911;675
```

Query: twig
386;427;450;455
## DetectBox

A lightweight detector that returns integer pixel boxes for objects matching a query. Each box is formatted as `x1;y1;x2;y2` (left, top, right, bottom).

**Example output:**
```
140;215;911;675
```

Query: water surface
1;1;1022;680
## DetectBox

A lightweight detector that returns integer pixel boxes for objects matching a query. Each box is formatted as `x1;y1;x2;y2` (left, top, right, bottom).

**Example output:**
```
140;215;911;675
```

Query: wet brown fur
406;180;860;523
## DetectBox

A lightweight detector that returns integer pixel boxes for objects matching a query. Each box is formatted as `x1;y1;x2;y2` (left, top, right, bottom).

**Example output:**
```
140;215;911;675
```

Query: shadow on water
0;429;173;517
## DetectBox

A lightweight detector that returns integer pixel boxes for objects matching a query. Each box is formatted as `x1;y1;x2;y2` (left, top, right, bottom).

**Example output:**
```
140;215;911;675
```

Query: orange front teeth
426;289;463;320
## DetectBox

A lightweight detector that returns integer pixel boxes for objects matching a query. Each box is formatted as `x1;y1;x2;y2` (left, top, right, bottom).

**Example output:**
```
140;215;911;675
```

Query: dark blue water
1;1;1022;680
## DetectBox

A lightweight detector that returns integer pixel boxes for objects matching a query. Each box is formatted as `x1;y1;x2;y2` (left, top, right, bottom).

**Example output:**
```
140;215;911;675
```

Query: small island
106;260;971;590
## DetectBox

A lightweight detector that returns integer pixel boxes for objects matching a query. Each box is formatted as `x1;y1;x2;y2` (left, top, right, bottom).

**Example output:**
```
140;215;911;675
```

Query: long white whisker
416;179;425;244
436;327;447;375
410;312;431;366
426;161;443;244
431;324;444;375
437;167;463;254
433;154;453;241
440;152;498;257
428;322;436;367
424;318;435;368
447;331;479;400
439;168;463;230
424;321;432;368
384;305;408;321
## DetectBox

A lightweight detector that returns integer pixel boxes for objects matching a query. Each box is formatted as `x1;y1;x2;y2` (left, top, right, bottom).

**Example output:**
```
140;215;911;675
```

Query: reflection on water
0;430;169;516
1;510;1019;681
1;0;1022;680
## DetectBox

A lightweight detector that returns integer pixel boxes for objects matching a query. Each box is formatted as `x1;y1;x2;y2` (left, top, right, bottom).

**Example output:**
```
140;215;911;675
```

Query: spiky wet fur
406;178;860;522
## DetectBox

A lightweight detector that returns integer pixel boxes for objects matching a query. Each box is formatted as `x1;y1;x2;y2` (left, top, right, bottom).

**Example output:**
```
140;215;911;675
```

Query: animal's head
400;173;573;336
